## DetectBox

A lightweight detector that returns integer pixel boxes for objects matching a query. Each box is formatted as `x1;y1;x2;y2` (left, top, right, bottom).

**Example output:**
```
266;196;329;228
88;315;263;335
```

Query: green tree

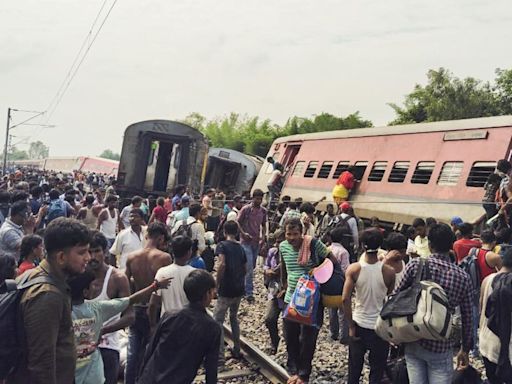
99;149;120;161
6;146;29;161
183;111;372;157
389;68;504;125
495;68;512;114
28;141;49;159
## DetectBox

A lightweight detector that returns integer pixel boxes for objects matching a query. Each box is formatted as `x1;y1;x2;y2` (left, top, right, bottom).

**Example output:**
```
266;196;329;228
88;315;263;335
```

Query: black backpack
0;274;56;379
173;219;196;238
322;214;353;249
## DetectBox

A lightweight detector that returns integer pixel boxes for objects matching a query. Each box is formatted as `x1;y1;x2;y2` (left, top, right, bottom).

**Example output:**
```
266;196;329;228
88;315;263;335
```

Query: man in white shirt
110;208;145;270
148;236;195;328
119;196;143;229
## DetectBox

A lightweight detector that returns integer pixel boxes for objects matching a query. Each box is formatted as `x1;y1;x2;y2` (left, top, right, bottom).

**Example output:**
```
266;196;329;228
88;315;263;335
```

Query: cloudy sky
1;0;511;157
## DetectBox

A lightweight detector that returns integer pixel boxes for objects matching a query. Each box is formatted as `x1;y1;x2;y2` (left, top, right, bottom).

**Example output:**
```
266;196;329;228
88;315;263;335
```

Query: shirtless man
124;222;172;384
76;194;102;230
87;230;132;384
97;194;122;250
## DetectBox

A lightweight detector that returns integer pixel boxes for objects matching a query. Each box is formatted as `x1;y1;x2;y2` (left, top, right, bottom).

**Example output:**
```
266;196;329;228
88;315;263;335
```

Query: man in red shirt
453;223;481;264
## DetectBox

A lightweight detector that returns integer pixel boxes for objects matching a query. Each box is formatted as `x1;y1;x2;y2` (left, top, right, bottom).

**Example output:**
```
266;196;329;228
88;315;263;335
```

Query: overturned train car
117;120;208;198
205;148;263;195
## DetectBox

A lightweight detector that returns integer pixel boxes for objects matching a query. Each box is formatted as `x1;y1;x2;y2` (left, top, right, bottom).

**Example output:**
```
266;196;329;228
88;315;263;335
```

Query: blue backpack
46;199;67;223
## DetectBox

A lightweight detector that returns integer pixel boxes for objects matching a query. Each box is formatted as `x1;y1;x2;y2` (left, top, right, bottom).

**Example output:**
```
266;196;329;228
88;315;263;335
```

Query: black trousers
264;298;281;349
283;305;323;381
100;347;120;384
483;356;512;384
348;323;389;384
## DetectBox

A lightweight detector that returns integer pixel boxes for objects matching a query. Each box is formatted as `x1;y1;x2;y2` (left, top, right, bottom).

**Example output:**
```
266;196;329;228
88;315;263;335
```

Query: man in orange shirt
453;223;481;264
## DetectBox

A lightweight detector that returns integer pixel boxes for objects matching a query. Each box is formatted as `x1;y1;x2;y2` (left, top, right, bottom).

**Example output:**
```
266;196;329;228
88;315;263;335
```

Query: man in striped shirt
394;223;473;383
280;218;334;384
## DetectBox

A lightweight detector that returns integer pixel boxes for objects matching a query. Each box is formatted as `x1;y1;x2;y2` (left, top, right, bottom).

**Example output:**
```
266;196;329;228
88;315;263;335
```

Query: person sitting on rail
332;166;356;206
138;269;221;384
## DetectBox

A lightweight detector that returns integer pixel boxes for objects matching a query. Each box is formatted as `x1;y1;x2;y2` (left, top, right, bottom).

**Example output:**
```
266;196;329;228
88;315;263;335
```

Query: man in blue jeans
394;223;473;383
237;189;267;303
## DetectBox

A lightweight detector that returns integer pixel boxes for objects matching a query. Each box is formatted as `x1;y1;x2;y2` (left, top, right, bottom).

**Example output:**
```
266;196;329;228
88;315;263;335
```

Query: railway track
199;309;290;384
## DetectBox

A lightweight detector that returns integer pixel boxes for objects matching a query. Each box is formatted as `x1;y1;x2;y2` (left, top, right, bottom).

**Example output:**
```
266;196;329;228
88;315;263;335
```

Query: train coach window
466;161;497;187
353;161;368;181
291;161;305;177
388;161;410;183
304;161;319;178
332;161;350;179
437;161;464;186
317;161;334;178
368;161;388;182
411;162;435;184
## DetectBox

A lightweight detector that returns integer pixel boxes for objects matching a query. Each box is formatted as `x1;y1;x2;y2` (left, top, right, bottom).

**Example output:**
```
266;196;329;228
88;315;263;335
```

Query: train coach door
282;143;301;169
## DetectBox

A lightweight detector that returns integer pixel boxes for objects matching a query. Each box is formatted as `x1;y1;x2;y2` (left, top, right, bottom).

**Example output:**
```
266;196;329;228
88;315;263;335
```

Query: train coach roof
124;120;204;139
273;115;512;143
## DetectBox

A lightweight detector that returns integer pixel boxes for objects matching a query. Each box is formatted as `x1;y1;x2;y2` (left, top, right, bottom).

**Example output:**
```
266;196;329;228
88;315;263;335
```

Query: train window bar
332;161;350;179
291;161;305;177
466;161;497;188
304;161;319;178
353;161;369;181
368;161;388;182
411;162;435;184
388;161;410;183
437;161;464;186
317;161;334;178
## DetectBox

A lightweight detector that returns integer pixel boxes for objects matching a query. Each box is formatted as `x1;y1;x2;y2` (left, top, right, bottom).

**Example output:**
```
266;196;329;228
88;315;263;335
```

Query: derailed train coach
116;120;209;198
252;115;512;227
205;148;263;195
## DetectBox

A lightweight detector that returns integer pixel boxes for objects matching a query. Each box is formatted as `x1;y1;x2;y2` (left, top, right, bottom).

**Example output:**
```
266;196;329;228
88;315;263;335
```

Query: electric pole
3;108;11;175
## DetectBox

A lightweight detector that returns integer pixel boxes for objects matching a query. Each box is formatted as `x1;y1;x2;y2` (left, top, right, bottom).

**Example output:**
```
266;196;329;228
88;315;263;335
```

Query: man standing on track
237;188;267;303
342;229;395;384
87;230;132;384
124;222;172;384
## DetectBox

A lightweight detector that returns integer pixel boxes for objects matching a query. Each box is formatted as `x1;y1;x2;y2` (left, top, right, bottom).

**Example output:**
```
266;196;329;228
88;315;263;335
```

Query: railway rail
202;309;290;384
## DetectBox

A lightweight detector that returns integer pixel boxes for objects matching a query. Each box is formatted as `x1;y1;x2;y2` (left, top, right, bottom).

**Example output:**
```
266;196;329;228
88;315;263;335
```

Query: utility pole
2;108;48;175
3;108;11;175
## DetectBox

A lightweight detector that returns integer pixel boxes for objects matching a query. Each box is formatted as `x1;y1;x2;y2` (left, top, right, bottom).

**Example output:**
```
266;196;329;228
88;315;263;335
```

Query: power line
44;0;109;120
45;0;118;123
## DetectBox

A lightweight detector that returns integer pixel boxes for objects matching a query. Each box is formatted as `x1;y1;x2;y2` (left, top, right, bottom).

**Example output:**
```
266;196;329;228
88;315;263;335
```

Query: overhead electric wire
44;0;109;121
44;0;118;123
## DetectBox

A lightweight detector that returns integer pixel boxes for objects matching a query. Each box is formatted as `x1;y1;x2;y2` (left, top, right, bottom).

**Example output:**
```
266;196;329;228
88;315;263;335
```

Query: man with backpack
342;229;396;384
172;203;206;257
5;218;91;384
323;202;358;262
394;223;473;383
46;188;75;224
460;230;502;358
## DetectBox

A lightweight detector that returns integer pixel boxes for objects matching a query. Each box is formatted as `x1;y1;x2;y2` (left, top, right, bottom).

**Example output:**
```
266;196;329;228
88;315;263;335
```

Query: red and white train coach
252;115;512;226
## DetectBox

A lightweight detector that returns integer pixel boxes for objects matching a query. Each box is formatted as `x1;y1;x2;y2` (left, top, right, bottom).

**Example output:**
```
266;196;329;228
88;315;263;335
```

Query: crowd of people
0;158;512;384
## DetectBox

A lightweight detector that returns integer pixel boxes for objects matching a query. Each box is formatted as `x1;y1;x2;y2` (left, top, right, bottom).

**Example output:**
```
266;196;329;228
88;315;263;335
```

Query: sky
1;0;511;157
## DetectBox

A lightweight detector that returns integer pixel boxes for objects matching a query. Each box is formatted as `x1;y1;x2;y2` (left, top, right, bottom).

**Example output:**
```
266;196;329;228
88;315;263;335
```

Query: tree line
180;67;512;157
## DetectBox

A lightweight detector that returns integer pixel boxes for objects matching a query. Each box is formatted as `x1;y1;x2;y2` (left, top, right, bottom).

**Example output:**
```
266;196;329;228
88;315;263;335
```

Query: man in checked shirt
394;223;473;384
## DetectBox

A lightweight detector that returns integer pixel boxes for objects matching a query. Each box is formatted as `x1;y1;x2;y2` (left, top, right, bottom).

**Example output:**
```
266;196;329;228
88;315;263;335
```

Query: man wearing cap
451;216;464;239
